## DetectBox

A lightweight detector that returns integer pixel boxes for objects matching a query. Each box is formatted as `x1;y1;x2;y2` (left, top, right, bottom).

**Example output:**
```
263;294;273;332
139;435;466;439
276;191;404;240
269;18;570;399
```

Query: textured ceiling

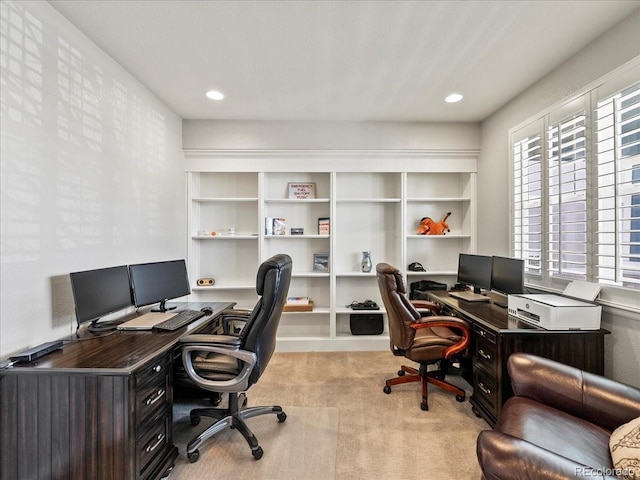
49;0;640;122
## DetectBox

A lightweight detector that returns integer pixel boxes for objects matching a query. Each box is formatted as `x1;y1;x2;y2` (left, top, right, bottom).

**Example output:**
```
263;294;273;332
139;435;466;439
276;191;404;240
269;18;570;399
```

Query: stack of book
283;296;314;312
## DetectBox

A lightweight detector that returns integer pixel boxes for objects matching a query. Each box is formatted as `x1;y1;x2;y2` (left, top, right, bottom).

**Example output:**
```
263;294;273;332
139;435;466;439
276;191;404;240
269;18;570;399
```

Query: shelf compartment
277;314;330;338
264;201;330;235
335;172;401;200
192;200;258;237
193;172;258;198
264;172;331;199
335;201;401;270
335;276;382;309
406;236;471;273
406;172;473;199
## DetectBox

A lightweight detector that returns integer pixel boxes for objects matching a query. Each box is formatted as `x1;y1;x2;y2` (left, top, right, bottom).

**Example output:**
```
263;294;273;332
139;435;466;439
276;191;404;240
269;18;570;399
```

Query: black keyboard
153;309;206;331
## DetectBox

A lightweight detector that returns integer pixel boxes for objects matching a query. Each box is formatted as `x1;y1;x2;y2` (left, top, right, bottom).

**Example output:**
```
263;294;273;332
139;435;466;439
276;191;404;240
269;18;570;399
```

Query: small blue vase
361;251;372;273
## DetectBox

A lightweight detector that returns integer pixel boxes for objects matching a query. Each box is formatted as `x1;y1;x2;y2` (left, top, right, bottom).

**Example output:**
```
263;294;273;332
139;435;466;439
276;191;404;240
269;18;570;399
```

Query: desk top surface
4;301;235;374
427;290;607;334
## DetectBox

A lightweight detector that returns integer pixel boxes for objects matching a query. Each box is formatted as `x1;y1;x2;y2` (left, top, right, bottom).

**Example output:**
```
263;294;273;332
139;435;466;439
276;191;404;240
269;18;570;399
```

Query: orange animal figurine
416;212;451;235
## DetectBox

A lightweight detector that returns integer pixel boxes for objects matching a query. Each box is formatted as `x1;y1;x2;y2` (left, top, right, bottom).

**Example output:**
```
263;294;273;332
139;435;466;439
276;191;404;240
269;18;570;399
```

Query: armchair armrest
410;316;470;358
477;430;617;480
180;334;255;392
508;353;640;431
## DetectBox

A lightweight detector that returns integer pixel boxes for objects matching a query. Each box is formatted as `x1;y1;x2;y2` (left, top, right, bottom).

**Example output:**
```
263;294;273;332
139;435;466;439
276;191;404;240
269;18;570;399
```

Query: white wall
0;1;186;358
478;10;640;386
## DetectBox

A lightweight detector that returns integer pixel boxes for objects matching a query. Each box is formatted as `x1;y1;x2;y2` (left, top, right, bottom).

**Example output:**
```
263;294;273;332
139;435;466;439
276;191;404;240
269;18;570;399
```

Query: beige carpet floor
170;351;489;480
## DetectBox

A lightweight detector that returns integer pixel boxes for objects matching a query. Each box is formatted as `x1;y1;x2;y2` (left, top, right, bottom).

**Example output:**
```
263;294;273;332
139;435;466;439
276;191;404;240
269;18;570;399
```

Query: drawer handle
478;382;492;395
146;389;165;406
478;349;492;360
479;330;486;337
152;365;162;373
146;433;165;453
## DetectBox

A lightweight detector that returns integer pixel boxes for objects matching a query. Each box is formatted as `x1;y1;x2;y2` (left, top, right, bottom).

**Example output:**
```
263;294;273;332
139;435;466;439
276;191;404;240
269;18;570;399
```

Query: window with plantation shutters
513;134;543;277
595;82;640;289
547;113;588;280
510;62;640;305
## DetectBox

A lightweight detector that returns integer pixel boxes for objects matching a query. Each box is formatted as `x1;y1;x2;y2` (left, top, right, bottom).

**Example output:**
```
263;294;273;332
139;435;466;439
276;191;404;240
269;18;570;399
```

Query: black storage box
350;314;384;335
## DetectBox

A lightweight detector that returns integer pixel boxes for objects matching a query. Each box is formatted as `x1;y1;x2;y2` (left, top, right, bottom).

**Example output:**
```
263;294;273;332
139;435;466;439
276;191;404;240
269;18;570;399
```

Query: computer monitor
491;256;525;295
70;265;133;332
129;259;191;312
456;253;493;294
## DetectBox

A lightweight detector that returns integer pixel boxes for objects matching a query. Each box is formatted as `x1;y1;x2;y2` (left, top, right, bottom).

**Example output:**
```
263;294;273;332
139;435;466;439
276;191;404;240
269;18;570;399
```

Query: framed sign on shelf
288;182;316;199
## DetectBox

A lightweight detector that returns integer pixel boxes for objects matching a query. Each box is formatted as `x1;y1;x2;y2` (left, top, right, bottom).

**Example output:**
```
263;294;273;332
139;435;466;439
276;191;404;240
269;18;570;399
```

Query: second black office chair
178;254;292;462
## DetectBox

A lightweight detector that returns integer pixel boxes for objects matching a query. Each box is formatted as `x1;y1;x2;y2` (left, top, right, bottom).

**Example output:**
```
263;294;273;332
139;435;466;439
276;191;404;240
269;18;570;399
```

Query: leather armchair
477;353;640;480
376;262;471;411
177;254;292;462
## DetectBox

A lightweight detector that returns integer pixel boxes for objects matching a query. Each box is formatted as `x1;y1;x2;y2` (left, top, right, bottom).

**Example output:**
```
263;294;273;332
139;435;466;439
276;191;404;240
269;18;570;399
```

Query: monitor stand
151;299;177;313
86;318;124;333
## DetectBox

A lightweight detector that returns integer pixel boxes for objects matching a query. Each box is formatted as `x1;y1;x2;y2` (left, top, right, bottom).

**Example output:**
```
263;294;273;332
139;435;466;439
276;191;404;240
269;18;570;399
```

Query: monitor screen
70;265;132;330
491;256;525;295
457;253;493;294
129;259;191;311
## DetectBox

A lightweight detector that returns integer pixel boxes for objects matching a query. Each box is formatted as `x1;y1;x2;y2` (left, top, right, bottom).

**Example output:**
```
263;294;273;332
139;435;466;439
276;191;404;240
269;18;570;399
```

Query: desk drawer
138;408;171;477
474;369;498;415
474;335;497;374
474;324;496;345
135;353;171;389
136;372;170;427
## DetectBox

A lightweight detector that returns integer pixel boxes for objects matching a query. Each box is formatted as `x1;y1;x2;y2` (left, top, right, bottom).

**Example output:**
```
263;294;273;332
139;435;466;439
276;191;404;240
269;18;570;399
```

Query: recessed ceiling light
445;93;463;103
206;90;224;101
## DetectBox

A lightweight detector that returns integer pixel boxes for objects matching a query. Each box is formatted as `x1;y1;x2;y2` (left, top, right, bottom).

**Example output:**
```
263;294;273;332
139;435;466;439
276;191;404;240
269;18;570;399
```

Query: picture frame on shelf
318;217;330;235
313;253;329;272
288;182;316;199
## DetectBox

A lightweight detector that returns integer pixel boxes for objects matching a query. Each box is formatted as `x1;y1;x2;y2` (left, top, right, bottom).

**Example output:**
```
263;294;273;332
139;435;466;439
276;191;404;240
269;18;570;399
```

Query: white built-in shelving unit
185;151;477;352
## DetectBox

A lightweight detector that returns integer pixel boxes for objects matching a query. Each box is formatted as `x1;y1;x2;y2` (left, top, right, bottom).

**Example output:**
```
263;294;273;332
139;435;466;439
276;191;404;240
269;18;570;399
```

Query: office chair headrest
256;254;292;295
376;263;407;294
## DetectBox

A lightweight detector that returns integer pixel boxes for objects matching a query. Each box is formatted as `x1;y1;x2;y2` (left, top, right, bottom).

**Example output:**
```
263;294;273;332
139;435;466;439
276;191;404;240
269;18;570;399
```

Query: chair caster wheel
420;402;429;411
190;414;200;426
397;370;405;376
252;446;263;460
277;412;287;422
187;450;200;463
383;385;391;394
456;394;465;403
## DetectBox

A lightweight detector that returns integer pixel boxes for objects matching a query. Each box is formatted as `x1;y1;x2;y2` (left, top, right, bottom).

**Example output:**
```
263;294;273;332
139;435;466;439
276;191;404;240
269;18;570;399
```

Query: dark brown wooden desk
0;301;234;480
425;290;608;426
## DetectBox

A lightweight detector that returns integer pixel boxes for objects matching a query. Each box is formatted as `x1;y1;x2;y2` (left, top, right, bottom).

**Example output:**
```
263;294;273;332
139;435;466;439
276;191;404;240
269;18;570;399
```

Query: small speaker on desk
197;278;215;286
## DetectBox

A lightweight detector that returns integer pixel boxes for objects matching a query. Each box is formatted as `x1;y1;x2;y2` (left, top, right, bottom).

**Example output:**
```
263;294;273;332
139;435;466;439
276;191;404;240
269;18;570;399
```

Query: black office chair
178;254;292;462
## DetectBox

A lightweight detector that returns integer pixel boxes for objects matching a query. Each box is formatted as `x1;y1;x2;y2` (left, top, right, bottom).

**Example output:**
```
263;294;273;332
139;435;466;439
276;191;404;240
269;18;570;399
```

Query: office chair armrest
410;316;470;357
181;343;257;392
411;300;440;316
180;334;242;348
476;430;618;480
221;309;252;334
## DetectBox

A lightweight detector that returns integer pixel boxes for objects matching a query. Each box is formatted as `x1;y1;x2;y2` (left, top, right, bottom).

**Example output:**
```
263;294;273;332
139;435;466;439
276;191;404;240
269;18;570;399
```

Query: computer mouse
200;307;213;315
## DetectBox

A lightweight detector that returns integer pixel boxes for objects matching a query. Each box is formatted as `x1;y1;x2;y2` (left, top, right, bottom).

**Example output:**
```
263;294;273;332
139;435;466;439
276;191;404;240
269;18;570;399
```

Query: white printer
507;281;602;330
